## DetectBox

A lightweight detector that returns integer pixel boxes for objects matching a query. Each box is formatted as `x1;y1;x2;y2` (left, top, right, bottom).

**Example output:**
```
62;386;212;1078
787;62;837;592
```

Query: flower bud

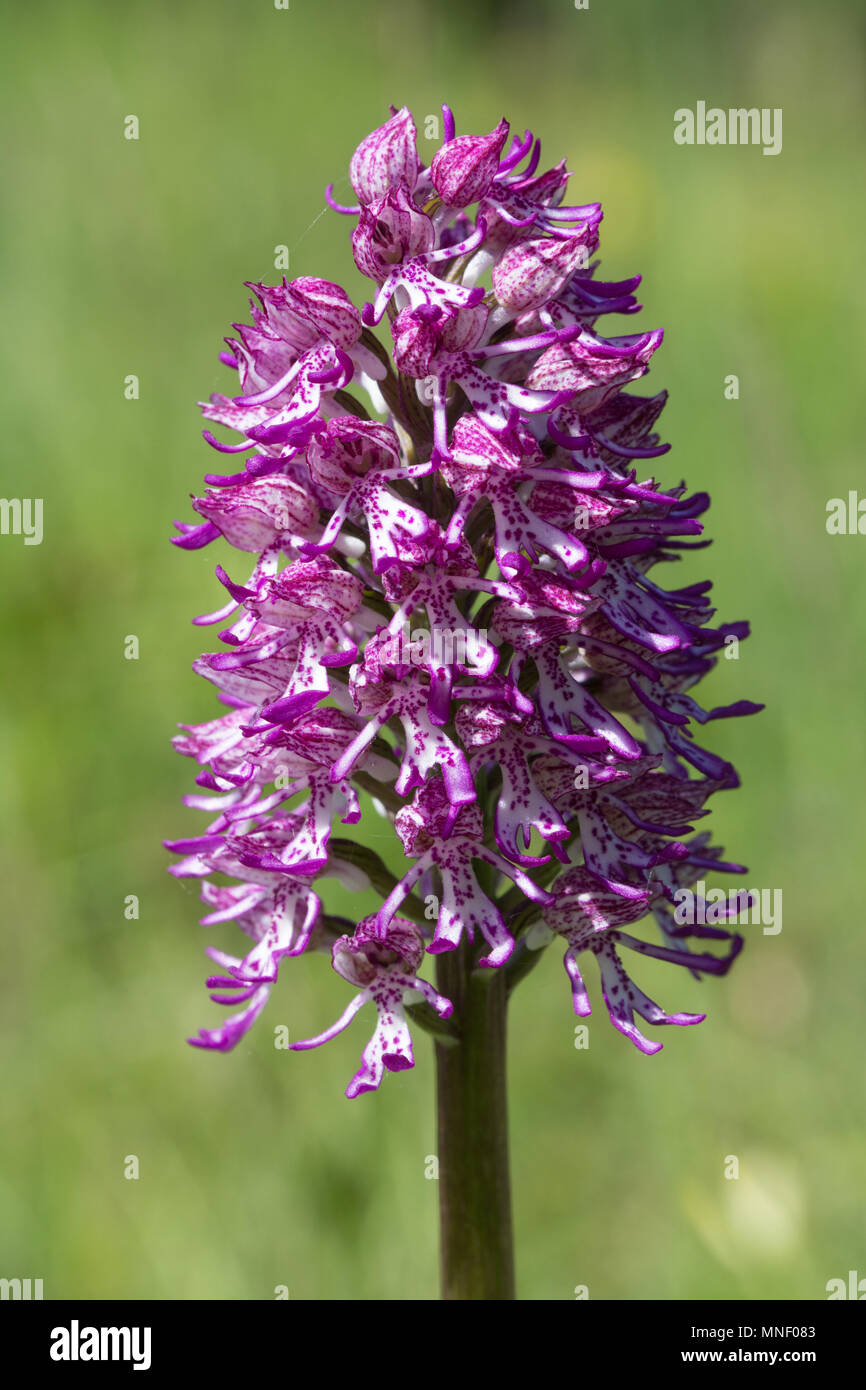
526;327;664;412
252;277;361;352
492;233;597;315
349;106;420;205
430;117;509;207
193;477;317;551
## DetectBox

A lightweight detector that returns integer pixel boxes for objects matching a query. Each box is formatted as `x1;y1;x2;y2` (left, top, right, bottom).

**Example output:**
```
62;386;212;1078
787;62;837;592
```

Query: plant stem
434;939;515;1300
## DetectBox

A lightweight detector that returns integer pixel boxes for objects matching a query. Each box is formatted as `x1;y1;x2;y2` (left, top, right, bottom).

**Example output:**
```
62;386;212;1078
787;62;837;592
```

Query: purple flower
348;106;421;207
537;866;743;1055
492;233;596;315
290;917;452;1098
352;185;435;281
430;117;510;207
168;103;761;1087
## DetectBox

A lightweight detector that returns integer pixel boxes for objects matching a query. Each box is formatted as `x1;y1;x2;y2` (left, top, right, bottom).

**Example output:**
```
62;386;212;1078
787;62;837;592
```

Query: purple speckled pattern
167;104;761;1091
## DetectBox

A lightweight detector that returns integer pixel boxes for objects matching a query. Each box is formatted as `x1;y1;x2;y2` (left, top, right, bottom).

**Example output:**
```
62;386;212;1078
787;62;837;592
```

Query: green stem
434;939;515;1300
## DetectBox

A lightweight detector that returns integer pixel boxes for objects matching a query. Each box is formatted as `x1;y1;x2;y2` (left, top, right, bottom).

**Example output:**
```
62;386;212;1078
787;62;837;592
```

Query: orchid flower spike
168;103;761;1095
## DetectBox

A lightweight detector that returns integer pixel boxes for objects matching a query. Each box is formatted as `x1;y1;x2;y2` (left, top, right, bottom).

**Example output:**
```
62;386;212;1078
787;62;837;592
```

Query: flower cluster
168;104;761;1092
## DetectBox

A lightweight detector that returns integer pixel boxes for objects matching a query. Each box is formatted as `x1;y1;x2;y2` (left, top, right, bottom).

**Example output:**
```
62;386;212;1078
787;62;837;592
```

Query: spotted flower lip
376;780;554;968
289;917;452;1097
537;866;743;1054
168;102;760;1086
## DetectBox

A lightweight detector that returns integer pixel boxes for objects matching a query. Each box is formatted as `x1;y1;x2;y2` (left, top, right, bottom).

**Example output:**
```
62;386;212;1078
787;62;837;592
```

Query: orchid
168;103;760;1299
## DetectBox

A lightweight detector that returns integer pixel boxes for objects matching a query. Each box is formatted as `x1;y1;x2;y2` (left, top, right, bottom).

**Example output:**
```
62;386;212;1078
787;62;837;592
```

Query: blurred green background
1;0;864;1300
